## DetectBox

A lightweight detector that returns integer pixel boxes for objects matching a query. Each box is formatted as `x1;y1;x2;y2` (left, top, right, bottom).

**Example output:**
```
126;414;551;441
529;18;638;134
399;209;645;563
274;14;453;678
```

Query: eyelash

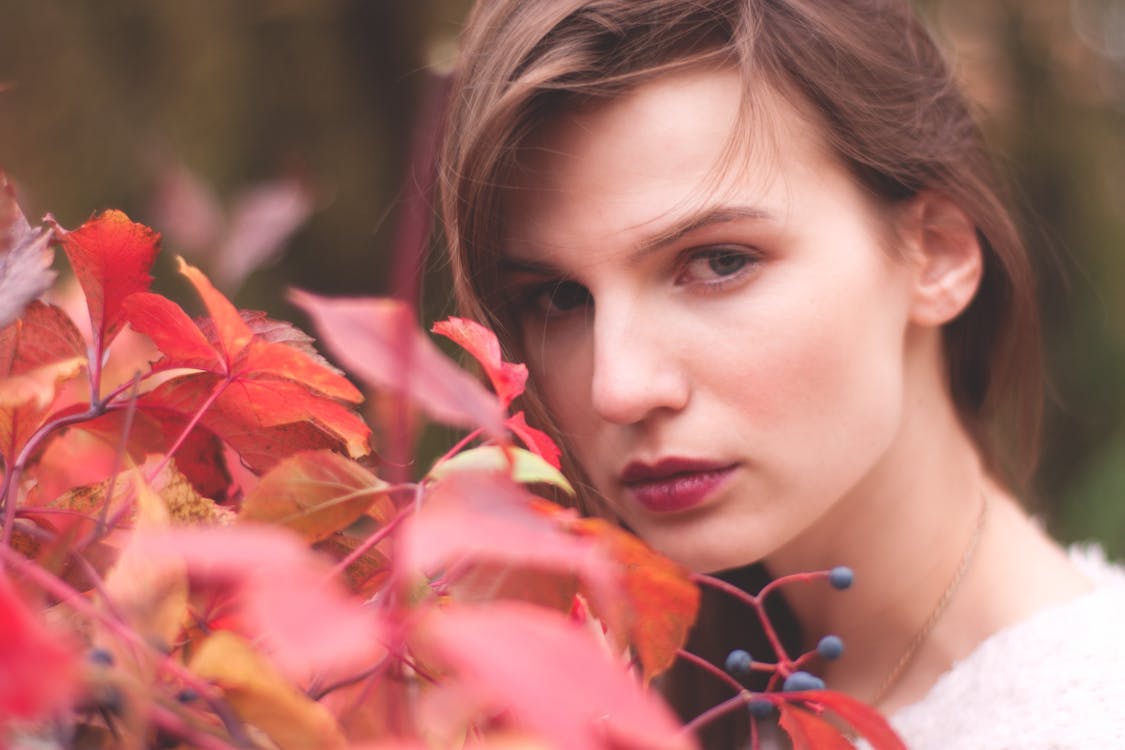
512;244;761;318
675;245;761;290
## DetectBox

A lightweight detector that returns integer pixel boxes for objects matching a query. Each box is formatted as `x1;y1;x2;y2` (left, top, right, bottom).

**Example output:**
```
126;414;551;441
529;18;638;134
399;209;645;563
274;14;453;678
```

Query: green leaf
240;450;391;542
428;446;574;496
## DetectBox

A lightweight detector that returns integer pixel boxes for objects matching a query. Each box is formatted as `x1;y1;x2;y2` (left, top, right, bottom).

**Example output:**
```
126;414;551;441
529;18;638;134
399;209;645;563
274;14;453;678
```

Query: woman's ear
900;192;983;327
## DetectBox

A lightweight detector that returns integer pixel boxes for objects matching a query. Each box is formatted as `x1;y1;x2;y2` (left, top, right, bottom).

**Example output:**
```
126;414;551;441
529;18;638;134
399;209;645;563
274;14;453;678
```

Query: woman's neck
760;390;1091;711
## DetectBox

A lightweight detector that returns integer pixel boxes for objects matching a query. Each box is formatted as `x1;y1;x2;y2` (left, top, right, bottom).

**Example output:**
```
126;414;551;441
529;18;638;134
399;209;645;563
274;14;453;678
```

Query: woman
437;0;1125;747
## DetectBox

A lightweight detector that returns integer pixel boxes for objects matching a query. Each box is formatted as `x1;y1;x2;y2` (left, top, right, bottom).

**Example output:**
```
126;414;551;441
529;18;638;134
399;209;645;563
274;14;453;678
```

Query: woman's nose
589;302;690;425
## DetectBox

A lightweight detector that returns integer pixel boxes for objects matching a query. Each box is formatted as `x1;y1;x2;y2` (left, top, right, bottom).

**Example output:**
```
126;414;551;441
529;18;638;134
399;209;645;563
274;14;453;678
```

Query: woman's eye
680;247;756;283
531;279;591;316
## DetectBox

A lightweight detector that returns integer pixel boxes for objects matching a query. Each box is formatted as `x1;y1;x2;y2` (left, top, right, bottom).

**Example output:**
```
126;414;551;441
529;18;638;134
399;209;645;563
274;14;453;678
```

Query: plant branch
693;573;792;666
676;648;746;693
680;690;755;737
325;502;414;585
0;544;253;745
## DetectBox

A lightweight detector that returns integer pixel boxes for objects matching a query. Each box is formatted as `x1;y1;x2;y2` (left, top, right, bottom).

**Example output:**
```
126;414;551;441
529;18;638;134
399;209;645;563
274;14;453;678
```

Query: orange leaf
589;519;699;682
175;257;252;366
55;209;159;351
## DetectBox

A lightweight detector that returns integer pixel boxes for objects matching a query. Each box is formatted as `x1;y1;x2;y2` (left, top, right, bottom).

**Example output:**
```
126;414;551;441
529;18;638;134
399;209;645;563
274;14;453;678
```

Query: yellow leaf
240;450;390;542
103;470;188;649
428;446;574;496
190;631;346;750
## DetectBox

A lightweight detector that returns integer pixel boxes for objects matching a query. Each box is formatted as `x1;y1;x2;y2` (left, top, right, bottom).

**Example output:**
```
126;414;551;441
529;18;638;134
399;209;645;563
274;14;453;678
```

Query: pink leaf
431;317;527;407
416;602;694;750
0;174;56;329
400;472;617;615
130;525;383;679
150;162;225;254
290;291;506;436
214;178;313;291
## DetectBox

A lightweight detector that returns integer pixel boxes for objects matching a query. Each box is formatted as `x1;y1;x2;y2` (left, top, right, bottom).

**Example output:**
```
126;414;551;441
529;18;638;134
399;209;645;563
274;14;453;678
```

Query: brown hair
438;0;1041;742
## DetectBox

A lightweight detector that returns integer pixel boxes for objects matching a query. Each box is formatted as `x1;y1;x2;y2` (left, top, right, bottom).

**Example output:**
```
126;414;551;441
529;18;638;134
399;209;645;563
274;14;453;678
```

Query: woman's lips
620;459;738;513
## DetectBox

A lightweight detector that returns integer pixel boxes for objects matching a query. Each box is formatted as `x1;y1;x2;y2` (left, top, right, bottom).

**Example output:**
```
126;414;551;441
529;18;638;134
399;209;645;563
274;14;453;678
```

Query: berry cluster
682;565;854;732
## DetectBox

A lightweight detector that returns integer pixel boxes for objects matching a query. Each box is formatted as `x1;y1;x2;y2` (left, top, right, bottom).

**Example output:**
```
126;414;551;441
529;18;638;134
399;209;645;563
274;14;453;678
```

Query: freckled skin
503;67;916;574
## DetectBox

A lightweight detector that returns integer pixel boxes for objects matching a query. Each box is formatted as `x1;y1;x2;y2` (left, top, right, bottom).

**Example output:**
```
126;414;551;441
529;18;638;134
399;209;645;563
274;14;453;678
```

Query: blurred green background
1;0;1122;555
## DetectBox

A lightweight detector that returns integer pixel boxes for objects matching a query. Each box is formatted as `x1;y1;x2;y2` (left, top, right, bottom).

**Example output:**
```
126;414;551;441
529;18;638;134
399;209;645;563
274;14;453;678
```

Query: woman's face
501;68;919;573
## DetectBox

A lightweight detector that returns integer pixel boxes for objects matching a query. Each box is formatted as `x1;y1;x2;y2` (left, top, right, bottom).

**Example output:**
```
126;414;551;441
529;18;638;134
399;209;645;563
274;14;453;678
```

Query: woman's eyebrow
631;205;775;261
497;255;561;277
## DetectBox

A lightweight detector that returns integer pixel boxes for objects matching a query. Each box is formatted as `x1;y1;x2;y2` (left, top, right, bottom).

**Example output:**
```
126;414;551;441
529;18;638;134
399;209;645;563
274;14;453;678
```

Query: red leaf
0;173;56;330
0;301;87;460
141;373;370;467
176;257;253;366
0;573;78;722
290;291;506;436
799;691;907;750
431;317;527;408
54;209;159;351
125;262;370;469
416;602;694;750
777;702;855;750
122;291;221;371
130;525;384;679
504;411;561;470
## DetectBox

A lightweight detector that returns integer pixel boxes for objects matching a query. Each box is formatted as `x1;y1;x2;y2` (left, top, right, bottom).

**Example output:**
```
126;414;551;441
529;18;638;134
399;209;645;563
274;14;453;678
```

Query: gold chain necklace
870;489;989;707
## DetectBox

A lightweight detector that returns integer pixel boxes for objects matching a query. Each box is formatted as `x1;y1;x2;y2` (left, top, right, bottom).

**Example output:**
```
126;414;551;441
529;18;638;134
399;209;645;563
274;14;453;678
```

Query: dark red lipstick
620;458;738;513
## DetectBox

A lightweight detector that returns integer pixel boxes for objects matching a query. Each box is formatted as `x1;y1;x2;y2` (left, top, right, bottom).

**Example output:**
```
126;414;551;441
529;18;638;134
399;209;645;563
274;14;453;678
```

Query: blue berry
747;698;775;718
87;647;114;667
816;634;845;661
782;671;826;692
724;648;753;676
828;566;854;590
176;687;199;703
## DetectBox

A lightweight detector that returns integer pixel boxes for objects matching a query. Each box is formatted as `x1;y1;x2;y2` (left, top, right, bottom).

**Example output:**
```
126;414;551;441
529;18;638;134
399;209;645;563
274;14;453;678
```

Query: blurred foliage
0;0;1122;553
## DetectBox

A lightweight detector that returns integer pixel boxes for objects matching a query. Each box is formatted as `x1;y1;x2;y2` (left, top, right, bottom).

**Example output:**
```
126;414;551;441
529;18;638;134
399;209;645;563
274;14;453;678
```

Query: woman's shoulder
887;543;1125;750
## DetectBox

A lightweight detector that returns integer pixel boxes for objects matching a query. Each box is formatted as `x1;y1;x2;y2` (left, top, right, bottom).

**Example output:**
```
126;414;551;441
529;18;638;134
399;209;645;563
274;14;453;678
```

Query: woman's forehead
502;66;830;258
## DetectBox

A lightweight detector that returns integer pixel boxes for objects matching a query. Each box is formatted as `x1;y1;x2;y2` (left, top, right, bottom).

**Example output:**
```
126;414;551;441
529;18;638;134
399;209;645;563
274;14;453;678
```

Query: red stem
693;572;792;666
676;648;747;694
325;502;414;584
680;691;754;737
145;375;232;484
434;427;483;466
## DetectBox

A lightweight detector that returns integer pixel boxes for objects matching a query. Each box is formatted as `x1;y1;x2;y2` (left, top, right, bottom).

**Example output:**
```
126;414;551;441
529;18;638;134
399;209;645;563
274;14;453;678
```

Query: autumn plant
0;174;905;749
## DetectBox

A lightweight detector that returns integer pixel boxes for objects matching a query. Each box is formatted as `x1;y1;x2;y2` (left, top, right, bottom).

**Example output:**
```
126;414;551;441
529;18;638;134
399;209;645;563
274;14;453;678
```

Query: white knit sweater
886;544;1125;749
